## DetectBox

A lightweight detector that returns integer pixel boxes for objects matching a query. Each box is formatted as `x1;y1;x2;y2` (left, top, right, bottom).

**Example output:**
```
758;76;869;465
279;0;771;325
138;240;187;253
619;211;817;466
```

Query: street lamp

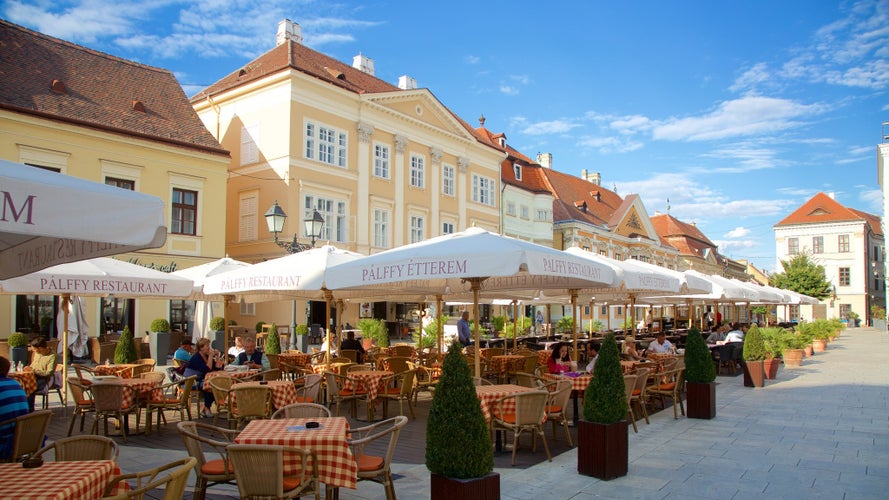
264;200;325;351
264;200;325;254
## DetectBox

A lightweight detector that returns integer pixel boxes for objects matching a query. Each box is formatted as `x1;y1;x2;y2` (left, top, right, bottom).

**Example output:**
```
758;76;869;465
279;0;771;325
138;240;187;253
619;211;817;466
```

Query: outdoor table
312;362;351;375
234;380;298;409
537;350;550;366
9;371;36;396
345;370;392;421
475;384;535;451
0;460;125;499
489;355;524;382
235;417;357;490
203;369;258;391
543;372;593;426
278;352;312;368
94;364;137;378
114;378;162;408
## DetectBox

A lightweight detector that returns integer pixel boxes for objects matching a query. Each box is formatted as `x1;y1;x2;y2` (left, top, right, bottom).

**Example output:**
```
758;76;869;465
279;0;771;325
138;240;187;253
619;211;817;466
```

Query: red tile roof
538;168;624;227
775;192;882;235
0;20;227;156
650;213;721;259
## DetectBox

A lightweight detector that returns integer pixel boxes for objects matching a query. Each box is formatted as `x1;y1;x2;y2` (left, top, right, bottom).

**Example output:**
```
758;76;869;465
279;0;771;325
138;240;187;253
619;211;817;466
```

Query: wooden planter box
686;381;716;419
431;472;499;500
577;419;628;480
743;360;765;388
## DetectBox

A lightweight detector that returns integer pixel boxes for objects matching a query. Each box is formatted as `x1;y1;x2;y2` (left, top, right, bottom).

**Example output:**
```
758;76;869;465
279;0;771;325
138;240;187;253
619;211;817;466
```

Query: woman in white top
227;336;245;359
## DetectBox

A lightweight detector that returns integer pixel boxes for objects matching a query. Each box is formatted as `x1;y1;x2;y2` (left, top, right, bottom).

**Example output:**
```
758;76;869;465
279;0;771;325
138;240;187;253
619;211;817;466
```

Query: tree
769;254;832;299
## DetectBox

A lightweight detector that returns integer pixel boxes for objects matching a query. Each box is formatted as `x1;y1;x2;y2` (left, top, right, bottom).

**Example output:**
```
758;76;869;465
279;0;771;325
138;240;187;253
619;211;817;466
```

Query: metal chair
102;456;197;500
228;444;320;500
0;409;52;462
177;421;240;500
271;402;332;419
347;416;408;500
491;390;551;466
34;434;119;461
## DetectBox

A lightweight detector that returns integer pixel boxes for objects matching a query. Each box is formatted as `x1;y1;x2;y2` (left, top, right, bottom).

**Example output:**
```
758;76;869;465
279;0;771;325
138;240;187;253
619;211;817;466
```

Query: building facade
774;192;884;323
0;20;230;340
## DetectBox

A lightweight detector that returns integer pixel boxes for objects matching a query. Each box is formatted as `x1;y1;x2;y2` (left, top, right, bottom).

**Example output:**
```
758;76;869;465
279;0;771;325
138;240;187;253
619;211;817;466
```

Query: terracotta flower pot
804;345;814;357
577;419;628;480
812;339;827;352
763;357;781;379
743;360;765;388
783;349;804;367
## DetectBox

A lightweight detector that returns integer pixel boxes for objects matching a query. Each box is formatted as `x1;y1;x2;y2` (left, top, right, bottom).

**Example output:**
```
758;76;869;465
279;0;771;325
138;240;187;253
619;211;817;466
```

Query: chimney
352;54;375;75
398;75;417;90
276;19;302;46
537;152;553;169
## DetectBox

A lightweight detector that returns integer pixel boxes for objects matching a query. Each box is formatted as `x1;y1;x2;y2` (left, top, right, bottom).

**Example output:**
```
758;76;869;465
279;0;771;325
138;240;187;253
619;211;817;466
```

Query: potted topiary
114;326;137;364
742;324;766;388
683;326;716;419
254;321;265;335
760;327;785;379
148;318;171;366
294;324;310;353
208;316;226;353
7;332;30;367
578;333;628;479
263;323;282;369
427;340;498;498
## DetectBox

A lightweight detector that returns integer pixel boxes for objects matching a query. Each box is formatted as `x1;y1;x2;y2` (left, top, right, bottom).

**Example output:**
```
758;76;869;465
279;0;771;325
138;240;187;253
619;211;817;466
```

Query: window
304;121;347;167
599;249;607;256
472;174;495;207
838;234;850;253
14;295;56;336
839;303;851;320
616;306;623;315
410;155;425;188
442;165;455;196
240;302;255;316
520;206;529;219
839;267;850;286
600;305;607;315
373;143;390;178
442;222;454;234
812;236;823;254
238;192;258;242
614;253;623;261
536;209;548;221
241;124;259;165
410;215;425;243
373;209;389;248
787;237;799;255
105;177;134;190
305;196;346;243
513;163;522;180
506;202;516;216
168;300;193;332
171;188;197;235
875;245;881;262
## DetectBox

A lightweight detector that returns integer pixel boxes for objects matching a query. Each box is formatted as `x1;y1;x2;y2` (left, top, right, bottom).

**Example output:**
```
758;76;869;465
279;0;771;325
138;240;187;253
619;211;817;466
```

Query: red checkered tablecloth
10;371;37;396
94;364;137;378
115;378;161;408
542;373;593;392
233;380;298;409
203;369;258;392
343;370;392;403
311;363;351;375
475;384;534;423
537;350;550;366
235;417;357;489
0;460;122;499
278;352;312;368
489;355;524;375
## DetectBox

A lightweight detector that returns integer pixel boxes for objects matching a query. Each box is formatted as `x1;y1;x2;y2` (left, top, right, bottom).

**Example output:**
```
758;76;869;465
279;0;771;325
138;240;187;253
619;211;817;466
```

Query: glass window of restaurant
14;295;58;337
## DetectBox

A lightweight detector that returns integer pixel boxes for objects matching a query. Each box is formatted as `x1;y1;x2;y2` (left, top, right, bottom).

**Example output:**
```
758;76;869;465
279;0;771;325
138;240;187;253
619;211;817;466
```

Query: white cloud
464;55;480;65
697;143;786;173
500;85;519;96
520;120;581;135
653;96;827;142
724;227;751;238
509;74;530;85
609;115;654;134
729;62;771;93
576;135;643;154
859;188;882;213
714;239;759;251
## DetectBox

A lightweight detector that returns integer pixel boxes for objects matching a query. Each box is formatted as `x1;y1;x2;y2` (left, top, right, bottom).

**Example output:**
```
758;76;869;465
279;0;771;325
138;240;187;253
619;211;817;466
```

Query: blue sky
4;1;888;273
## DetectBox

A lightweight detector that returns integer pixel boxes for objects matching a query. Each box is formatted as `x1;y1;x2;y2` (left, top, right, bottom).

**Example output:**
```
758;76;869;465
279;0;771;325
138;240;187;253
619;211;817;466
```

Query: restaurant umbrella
0;159;168;279
56;296;88;359
0;257;194;405
325;227;620;376
171;257;251;348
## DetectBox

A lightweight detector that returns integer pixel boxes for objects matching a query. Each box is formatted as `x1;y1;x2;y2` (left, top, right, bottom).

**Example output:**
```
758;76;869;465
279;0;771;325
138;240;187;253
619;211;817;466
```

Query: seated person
235;338;270;370
622;338;645;360
227;336;245;359
339;331;366;363
647;332;676;354
707;325;729;343
584;342;600;373
25;337;56;410
547;343;577;374
0;356;30;460
184;338;225;417
173;338;195;364
725;324;745;343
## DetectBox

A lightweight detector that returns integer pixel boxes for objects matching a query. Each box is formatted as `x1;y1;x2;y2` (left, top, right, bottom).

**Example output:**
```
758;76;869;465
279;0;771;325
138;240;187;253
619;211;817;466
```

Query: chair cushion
632;389;641;396
657;382;675;391
76;398;92;406
294;396;314;403
201;458;234;475
150;397;180;404
545;405;562;413
356;454;384;472
282;476;303;490
493;411;516;424
383;387;401;395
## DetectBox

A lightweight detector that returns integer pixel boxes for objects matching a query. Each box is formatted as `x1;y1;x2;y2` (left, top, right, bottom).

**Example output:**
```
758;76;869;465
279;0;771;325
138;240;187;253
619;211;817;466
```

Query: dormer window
499;137;506;147
513;163;522;180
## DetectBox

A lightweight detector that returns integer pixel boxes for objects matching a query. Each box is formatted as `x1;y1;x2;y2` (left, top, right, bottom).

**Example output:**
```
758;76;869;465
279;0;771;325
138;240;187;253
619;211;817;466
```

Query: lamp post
265;200;325;351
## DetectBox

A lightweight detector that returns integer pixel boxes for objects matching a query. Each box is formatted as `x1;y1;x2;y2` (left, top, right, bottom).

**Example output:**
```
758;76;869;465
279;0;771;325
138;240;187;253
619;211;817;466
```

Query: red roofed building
774;192;884;323
650;213;747;279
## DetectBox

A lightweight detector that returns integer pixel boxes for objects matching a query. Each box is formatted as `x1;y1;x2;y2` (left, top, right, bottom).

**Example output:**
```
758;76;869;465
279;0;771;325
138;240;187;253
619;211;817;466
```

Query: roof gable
609;195;658;241
0;20;226;155
362;90;475;140
775;192;880;231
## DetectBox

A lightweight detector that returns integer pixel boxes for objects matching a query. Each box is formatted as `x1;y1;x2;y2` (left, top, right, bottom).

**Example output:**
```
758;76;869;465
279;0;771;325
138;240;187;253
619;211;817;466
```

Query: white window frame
373;143;390;179
410;154;425;188
304;120;347;168
373;208;390;248
410;215;425;243
472;174;495;207
838;234;850;253
240;124;259;165
520;205;529;219
305;195;347;243
506;202;516;216
238;191;259;242
442;221;455;234
536;209;548;221
513;163;522;180
787;237;799;255
442;164;455;196
240;302;256;316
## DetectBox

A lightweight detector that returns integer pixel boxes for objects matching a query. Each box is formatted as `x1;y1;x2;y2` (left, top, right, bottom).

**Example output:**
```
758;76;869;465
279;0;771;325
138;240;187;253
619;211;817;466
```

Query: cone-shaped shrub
114;326;137;364
582;333;626;423
265;323;282;355
684;326;716;383
743;324;766;361
426;341;493;479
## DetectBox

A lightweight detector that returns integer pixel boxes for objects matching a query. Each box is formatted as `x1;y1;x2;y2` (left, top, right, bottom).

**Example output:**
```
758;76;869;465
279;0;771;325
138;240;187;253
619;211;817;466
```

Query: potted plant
147;318;172;366
414;315;446;350
556;316;574;336
490;315;506;338
811;320;831;352
358;318;389;348
114;326;137;364
683;326;716;419
294;324;310;353
760;327;785;379
265;323;282;355
742;324;766;388
427;340;498;498
578;333;628;479
848;310;860;327
254;321;265;335
780;330;807;368
795;323;816;357
7;332;30;367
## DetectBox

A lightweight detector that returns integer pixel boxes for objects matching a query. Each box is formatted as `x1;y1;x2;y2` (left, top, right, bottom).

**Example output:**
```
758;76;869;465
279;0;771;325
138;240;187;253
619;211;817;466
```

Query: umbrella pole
570;290;578;363
223;295;233;357
512;300;518;351
471;279;481;378
436;295;443;354
336;299;344;352
61;294;70;410
545;304;551;340
324;290;333;364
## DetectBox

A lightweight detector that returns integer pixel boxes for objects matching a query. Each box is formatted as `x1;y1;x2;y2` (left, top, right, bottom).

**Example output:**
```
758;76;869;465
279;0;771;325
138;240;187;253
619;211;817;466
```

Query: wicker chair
472;376;493;386
66;376;95;436
102;456;197;500
177;421;240;500
230;384;272;429
544;379;573;446
129;364;153;379
514;372;546;389
323;371;365;418
622;374;639;431
647;368;685;419
207;376;234;427
293;373;323;404
254;368;281;382
34;434;119;461
35;363;65;409
271;402;332;419
407;361;438;402
74;364;96;385
381;356;411;374
339;349;360;363
491;390;551;466
346;416;408;500
145;376;196;435
628;367;651;431
379;369;416;419
0;409;52;462
346;364;371;374
138;371;166;384
228;444;320;500
91;383;140;442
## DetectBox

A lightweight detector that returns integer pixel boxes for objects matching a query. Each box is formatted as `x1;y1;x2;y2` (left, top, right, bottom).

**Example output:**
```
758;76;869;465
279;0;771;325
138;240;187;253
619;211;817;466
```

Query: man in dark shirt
236;338;269;370
339;331;366;363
